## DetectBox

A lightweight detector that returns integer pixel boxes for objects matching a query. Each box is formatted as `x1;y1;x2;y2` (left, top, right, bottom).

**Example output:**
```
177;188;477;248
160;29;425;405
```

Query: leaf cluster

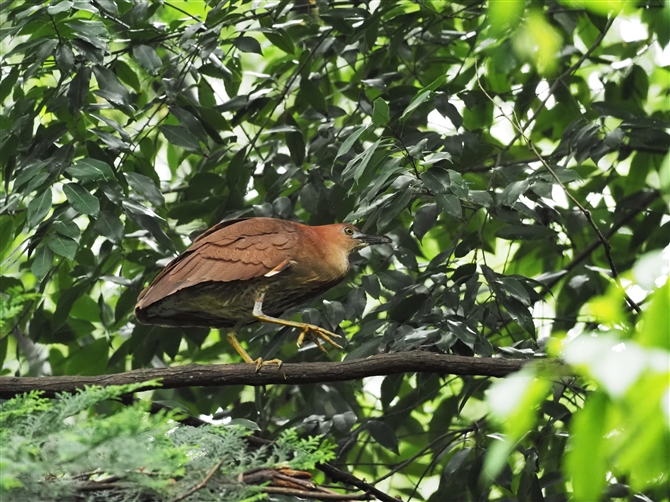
0;382;335;501
1;0;669;500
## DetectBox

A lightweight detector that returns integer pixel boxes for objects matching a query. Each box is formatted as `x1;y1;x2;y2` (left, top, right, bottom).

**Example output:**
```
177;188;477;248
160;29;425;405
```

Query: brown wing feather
136;218;300;310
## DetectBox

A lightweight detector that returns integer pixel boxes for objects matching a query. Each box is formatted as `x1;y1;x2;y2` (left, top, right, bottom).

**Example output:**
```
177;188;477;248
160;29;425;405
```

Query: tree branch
0;353;528;398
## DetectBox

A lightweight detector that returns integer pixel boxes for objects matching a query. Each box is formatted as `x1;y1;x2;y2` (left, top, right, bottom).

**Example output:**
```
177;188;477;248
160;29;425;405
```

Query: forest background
1;0;669;501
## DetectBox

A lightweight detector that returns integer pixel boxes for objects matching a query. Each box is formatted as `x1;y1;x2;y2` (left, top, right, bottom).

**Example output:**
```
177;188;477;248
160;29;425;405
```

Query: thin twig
476;68;641;313
260;486;371;500
243;28;334;165
498;18;614;157
168;458;224;502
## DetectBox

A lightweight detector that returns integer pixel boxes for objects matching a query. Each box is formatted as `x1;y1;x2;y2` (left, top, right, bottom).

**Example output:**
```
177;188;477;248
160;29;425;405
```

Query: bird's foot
252;357;283;373
296;324;342;350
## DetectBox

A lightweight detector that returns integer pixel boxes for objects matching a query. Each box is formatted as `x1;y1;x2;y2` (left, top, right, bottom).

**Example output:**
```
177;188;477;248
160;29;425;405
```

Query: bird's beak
352;230;393;247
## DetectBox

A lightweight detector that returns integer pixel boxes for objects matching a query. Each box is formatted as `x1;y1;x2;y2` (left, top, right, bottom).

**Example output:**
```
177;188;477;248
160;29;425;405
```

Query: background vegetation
1;0;668;500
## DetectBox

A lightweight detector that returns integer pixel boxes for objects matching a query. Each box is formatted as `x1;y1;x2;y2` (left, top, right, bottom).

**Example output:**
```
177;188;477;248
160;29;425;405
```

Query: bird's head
322;223;393;254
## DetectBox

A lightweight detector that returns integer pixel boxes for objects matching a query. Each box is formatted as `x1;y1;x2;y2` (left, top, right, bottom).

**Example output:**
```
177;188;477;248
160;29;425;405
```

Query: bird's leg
253;297;342;350
226;328;282;372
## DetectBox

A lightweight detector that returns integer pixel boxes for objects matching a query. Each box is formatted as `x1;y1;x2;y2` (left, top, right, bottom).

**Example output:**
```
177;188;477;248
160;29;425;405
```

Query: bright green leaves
483;368;553;482
513;10;562;75
488;0;524;36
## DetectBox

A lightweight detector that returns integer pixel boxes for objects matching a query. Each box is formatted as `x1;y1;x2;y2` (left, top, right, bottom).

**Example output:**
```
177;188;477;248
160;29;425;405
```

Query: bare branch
0;353;528;398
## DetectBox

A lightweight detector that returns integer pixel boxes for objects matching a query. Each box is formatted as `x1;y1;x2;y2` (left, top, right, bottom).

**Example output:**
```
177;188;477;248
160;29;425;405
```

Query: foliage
1;0;669;500
0;382;335;501
484;271;670;502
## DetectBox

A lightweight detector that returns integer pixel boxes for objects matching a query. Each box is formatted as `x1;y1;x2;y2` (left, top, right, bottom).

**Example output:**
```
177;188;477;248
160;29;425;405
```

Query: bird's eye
343;226;355;236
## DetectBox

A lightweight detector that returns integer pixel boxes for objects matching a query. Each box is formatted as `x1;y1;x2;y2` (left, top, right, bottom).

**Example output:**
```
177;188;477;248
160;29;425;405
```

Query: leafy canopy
1;0;669;500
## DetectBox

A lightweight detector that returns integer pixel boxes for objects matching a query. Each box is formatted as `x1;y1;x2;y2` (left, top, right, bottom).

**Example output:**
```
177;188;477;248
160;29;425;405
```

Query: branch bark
0;352;528;398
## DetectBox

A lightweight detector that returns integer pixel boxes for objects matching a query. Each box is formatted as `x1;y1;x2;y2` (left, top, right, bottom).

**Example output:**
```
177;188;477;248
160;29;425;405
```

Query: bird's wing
136;218;299;309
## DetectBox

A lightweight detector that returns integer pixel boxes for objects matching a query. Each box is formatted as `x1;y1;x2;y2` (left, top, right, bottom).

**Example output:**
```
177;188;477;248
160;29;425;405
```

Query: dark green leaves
63;183;100;215
495;225;553;241
233;36;262;54
368;420;399;454
372;97;390;125
67;66;91;113
66;158;115;182
31;245;53;281
125;172;164;206
27;188;52;227
413;203;438;240
47;233;78;261
94;211;124;244
158;125;201;153
336;125;370;159
132;45;162;74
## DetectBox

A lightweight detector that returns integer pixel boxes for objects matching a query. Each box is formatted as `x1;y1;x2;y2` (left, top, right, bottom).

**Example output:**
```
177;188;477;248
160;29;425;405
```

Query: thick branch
0;353;527;398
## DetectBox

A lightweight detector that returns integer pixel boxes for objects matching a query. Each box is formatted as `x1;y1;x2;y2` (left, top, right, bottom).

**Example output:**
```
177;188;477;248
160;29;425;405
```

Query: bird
134;217;392;369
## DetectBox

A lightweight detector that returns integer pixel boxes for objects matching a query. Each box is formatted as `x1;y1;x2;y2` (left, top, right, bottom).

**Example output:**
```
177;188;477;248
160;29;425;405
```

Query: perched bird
135;217;391;368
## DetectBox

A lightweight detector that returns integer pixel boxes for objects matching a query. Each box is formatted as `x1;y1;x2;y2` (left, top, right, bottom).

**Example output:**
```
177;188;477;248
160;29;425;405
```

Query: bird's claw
296;324;342;350
252;357;283;372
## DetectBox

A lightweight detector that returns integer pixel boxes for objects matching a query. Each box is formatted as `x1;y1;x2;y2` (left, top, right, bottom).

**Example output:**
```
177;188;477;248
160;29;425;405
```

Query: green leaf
67;66;91;113
66;158;115;182
158;125;201;153
233;36;262;54
420;168;450;193
401;89;432;120
368;420;399;454
65;338;110;376
31;245;54;281
169;106;209;143
53;220;80;240
55;44;75;74
132;44;162;74
114;59;141;93
566;392;608;500
228;418;261;431
0;216;14;255
444;448;472;480
300;78;327;114
47;234;78;261
342;138;382;182
495;225;553;240
377;189;412;230
336;125;369;158
0;67;19;103
63;183;100;215
125;172;165;206
372;97;390;125
413;203;438;240
27;188;52;227
436;193;462;219
264;28;294;54
501;180;530;206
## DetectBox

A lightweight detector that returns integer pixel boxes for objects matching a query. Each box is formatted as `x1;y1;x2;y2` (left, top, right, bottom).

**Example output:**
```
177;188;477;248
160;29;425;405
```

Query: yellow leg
252;298;342;350
226;332;282;372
